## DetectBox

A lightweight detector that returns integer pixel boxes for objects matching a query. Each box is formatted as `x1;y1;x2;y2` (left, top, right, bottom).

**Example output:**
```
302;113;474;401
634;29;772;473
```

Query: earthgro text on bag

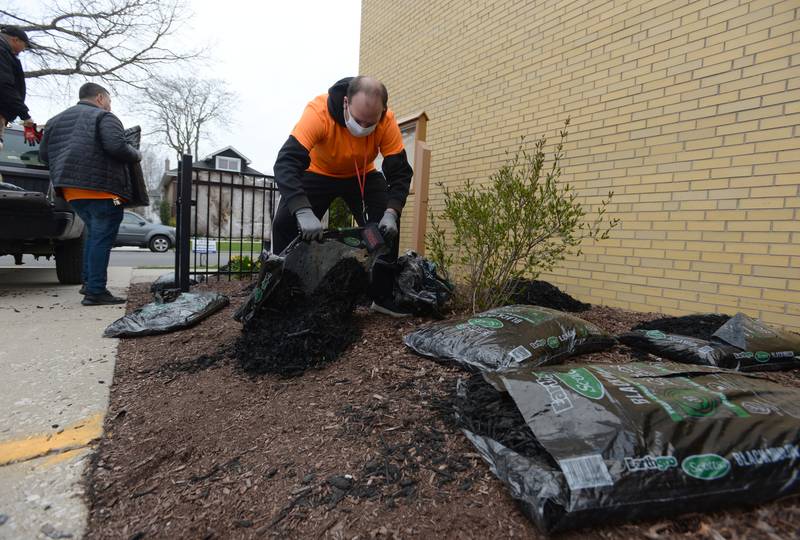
404;305;615;372
461;362;800;533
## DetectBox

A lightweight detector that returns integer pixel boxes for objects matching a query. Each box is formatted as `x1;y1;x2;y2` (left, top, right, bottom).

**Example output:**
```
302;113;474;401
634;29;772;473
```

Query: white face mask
344;102;377;138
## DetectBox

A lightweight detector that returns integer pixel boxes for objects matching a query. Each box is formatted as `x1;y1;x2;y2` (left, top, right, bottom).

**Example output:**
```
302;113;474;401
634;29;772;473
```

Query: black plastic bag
459;362;800;533
103;292;228;337
122;125;149;208
150;272;199;293
713;312;800;356
404;305;615;372
621;329;800;371
393;251;453;317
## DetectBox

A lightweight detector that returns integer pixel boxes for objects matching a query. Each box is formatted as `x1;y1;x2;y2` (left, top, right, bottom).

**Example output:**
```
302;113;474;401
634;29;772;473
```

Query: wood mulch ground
83;280;800;539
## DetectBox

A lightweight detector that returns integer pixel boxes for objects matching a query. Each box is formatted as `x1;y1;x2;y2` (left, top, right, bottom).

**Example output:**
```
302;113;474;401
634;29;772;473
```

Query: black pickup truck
0;125;84;283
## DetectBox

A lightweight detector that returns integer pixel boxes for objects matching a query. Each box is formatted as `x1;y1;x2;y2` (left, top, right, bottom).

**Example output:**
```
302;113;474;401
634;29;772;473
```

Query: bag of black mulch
457;362;800;533
404;305;615;372
621;329;800;372
103;292;229;337
150;272;199;293
393;251;453;317
713;312;800;358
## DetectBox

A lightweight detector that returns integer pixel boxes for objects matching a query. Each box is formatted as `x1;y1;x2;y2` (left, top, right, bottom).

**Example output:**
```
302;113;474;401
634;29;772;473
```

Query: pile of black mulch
233;257;368;376
631;313;731;341
508;278;591;312
447;374;551;461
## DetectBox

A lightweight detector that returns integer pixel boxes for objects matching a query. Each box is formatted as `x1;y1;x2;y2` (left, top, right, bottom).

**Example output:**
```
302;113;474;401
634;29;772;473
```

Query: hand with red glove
23;122;38;146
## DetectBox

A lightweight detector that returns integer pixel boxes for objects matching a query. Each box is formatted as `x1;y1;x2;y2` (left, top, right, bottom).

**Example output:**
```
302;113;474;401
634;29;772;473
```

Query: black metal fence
174;154;278;291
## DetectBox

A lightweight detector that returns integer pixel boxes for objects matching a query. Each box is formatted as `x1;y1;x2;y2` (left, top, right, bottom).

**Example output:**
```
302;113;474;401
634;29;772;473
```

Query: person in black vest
0;25;35;155
40;83;141;305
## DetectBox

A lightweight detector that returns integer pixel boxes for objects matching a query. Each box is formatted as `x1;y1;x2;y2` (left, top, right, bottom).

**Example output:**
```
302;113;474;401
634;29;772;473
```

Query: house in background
361;0;800;328
159;146;276;240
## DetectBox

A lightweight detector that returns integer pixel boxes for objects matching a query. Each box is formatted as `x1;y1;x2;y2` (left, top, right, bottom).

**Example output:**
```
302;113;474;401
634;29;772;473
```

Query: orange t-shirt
290;94;405;178
61;187;119;201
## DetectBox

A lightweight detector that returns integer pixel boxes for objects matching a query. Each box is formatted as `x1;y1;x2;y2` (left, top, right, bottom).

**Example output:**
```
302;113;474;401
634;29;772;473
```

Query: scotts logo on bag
547;336;560;349
343;237;361;247
754;351;770;363
646;330;667;339
555;367;605;400
681;454;731;480
468;318;504;329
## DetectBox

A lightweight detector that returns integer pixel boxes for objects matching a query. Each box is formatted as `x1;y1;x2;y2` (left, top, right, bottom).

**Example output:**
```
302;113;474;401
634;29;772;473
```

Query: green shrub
227;255;261;279
159;199;172;225
427;120;618;313
328;197;354;229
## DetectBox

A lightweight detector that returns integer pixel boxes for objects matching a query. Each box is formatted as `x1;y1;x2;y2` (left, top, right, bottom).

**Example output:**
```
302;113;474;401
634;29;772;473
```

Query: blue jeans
69;199;123;295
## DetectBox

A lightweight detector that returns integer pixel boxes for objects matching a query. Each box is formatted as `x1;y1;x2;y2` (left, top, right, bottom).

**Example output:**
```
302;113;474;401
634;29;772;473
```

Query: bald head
344;76;388;128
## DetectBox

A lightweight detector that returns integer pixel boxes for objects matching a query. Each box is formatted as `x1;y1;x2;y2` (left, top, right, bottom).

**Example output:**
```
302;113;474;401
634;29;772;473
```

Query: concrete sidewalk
0;266;163;540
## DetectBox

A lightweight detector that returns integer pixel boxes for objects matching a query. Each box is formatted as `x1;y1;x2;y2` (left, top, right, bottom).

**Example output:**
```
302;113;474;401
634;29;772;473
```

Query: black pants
272;170;397;301
272;170;390;254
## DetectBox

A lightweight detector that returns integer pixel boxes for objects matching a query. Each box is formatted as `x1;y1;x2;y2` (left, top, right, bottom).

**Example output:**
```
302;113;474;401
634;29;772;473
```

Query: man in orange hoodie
272;76;413;317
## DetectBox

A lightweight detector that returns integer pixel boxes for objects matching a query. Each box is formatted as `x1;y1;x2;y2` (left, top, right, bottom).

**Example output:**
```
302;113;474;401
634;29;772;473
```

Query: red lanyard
353;153;368;224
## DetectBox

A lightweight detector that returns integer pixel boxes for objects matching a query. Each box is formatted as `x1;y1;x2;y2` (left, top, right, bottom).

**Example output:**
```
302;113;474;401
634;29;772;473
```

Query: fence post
174;160;181;287
176;154;193;292
410;141;431;255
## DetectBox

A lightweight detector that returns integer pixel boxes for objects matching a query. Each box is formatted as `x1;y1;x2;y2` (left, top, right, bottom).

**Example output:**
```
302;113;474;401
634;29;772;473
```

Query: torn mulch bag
393;251;453;317
457;362;800;533
232;251;285;325
404;305;615;372
103;292;228;337
618;330;799;371
233;226;386;326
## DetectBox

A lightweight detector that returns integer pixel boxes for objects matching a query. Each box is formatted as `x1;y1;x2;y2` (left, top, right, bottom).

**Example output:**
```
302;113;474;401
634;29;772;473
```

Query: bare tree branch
141;75;235;159
1;0;203;88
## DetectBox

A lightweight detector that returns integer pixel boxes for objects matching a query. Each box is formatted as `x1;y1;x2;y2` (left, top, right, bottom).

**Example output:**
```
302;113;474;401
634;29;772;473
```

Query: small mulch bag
713;313;800;356
620;329;799;371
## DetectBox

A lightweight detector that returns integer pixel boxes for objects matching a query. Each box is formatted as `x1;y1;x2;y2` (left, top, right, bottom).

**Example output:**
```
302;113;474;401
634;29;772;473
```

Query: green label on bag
754;351;770;363
646;330;666;339
681;454;731;480
343;237;361;247
469;318;504;329
547;336;560;349
555;368;605;400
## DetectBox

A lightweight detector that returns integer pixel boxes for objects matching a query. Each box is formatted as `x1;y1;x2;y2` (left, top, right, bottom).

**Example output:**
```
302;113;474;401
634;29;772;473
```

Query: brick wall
361;0;800;328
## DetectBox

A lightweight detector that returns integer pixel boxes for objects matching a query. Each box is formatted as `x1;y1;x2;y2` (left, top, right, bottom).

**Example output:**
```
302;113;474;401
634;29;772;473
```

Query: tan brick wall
361;0;800;328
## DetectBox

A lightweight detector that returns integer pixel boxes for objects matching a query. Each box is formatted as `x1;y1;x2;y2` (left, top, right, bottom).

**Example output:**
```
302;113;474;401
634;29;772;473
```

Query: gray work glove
378;209;398;240
295;207;323;241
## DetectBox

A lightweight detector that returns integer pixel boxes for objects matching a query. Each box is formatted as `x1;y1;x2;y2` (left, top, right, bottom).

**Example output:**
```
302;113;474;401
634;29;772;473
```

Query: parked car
115;211;175;252
0;125;84;283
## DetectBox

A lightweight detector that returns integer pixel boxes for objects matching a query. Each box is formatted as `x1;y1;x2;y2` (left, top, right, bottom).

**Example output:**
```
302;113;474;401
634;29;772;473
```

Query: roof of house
159;146;272;189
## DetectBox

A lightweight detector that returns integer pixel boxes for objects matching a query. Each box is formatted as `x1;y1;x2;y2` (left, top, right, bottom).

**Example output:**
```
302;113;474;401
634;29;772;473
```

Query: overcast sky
19;1;362;175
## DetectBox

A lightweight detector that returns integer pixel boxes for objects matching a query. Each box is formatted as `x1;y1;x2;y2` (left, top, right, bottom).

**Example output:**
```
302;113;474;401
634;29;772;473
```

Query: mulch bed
84;280;800;539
